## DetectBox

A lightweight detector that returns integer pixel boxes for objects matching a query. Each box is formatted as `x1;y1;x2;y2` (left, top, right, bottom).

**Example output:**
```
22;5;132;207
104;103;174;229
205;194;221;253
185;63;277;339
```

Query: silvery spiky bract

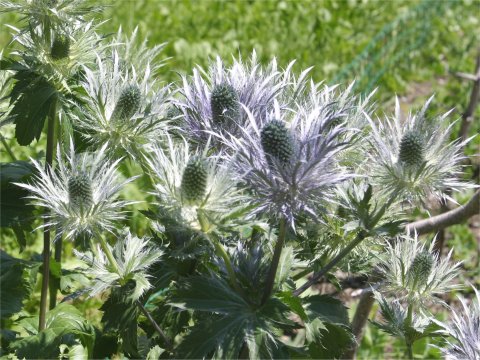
15;139;136;241
0;0;101;30
377;233;462;309
76;51;170;159
74;231;162;301
433;286;480;360
221;99;351;227
174;52;287;147
144;135;244;230
110;26;167;75
365;96;475;205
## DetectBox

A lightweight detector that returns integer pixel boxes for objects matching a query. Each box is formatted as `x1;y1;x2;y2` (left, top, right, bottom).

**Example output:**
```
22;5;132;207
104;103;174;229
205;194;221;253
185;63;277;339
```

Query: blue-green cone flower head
68;171;93;209
261;120;294;165
181;157;208;204
50;34;70;60
112;84;142;122
399;131;425;167
210;83;240;124
407;251;434;287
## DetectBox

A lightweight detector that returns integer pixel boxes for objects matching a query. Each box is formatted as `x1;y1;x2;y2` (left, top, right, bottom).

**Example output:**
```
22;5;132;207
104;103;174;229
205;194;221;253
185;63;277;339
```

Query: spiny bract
260;120;294;165
112;84;142;121
181;157;208;203
50;34;70;60
399;131;425;167
210;83;240;124
407;251;434;287
68;172;93;208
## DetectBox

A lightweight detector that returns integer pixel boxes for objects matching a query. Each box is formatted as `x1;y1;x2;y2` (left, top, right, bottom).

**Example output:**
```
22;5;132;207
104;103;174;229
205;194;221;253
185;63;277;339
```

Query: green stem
293;231;367;296
39;97;57;331
405;302;415;359
0;133;17;161
261;217;286;305
97;235;119;274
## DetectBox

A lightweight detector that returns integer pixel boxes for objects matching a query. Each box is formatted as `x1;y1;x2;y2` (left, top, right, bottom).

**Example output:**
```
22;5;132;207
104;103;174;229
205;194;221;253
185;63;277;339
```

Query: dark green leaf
0;161;35;228
308;323;355;359
303;294;350;325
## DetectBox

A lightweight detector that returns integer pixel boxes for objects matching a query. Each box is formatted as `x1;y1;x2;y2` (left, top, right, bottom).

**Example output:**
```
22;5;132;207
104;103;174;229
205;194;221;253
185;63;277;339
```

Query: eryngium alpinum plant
1;2;478;359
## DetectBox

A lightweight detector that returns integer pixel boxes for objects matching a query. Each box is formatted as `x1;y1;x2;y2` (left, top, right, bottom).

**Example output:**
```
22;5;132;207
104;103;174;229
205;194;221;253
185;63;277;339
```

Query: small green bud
181;157;208;203
112;85;142;121
407;251;433;287
50;35;70;60
261;120;294;165
68;172;93;209
210;83;240;124
399;131;425;167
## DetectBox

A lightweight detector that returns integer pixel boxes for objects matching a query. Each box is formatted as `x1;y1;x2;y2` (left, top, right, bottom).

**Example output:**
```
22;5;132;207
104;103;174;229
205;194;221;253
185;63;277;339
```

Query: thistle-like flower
15;139;136;241
144;135;245;231
221;99;351;227
76;51;171;158
74;231;162;301
365;96;475;205
377;233;462;309
174;51;286;147
6;20;101;93
433;286;480;360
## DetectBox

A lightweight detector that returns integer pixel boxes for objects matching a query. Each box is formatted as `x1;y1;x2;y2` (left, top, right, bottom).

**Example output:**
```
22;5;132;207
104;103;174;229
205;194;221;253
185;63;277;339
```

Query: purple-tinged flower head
365;96;476;206
174;51;287;149
15;138;137;241
433;286;480;360
221;99;352;228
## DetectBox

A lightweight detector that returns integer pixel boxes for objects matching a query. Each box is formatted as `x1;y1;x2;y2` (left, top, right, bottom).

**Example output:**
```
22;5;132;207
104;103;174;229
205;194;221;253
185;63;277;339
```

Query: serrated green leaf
308;323;354;359
0;251;40;319
0;161;35;228
303;294;350;325
170;276;248;314
11;303;95;359
10;73;57;146
274;246;293;290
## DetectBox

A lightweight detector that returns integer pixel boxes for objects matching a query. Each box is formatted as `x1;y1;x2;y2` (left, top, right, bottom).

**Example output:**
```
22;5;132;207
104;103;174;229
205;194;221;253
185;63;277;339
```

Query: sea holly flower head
74;231;162;301
145;135;245;231
377;233;462;310
365;96;476;205
15;139;136;241
221;98;352;227
76;51;171;159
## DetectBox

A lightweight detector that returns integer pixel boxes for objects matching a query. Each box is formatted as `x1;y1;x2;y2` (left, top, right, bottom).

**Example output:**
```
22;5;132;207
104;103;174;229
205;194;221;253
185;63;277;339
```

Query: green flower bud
112;85;141;121
50;35;70;60
181;157;208;203
68;172;93;209
407;251;433;287
210;83;240;124
399;131;425;167
261;120;294;165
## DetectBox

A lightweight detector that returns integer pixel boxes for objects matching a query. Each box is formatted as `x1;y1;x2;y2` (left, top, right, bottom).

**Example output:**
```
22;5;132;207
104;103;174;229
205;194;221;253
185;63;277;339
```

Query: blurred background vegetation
1;0;479;358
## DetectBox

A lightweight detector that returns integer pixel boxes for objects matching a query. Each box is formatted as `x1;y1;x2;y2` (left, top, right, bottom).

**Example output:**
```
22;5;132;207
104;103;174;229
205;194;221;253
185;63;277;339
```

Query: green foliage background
1;0;479;358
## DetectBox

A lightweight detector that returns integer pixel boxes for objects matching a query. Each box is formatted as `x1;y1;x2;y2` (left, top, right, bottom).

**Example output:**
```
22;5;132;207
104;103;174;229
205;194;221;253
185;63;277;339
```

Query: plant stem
293;231;367;297
212;238;245;297
0;133;17;161
136;299;174;351
97;235;119;274
261;217;286;305
38;97;57;331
